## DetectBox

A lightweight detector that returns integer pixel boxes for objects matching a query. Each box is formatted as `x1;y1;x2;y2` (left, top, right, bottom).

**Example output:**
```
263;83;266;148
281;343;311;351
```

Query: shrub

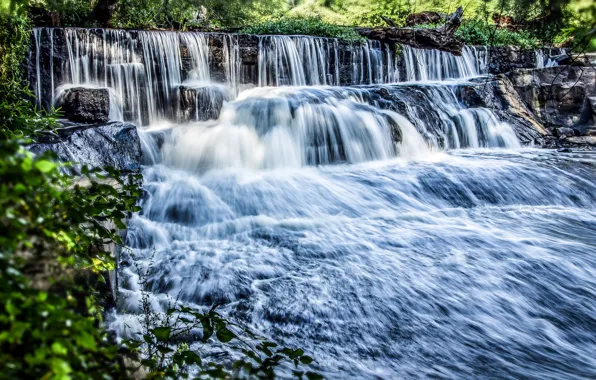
455;20;541;48
0;140;142;378
0;12;57;139
240;17;365;42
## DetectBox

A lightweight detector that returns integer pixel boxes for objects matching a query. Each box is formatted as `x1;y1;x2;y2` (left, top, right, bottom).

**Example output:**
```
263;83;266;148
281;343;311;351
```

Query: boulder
556;127;576;138
507;66;596;130
57;87;110;123
563;136;596;146
468;75;548;145
28;121;142;173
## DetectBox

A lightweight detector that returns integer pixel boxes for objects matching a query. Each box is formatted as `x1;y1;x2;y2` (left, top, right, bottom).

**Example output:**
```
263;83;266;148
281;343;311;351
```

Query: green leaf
289;348;304;359
300;355;313;364
305;371;325;380
51;342;68;356
75;331;96;351
152;326;171;342
34;160;56;173
157;345;173;354
181;351;202;366
216;328;236;343
200;318;213;342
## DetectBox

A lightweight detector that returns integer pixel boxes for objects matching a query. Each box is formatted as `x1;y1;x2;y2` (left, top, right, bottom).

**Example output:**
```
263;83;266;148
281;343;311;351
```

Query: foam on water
29;27;596;379
117;149;596;379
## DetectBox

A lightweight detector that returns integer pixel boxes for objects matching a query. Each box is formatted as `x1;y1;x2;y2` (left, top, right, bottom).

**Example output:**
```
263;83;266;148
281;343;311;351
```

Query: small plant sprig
122;251;323;379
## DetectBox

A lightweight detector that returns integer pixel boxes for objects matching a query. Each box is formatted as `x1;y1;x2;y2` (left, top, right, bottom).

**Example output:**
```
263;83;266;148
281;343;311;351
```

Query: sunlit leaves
0;137;140;379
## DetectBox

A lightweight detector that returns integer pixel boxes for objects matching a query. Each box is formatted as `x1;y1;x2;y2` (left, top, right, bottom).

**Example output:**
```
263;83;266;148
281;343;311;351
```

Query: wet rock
556;127;575;138
28;121;141;173
565;136;596;146
468;75;548;145
508;66;596;131
57;87;110;123
557;147;573;153
485;47;568;74
179;85;229;121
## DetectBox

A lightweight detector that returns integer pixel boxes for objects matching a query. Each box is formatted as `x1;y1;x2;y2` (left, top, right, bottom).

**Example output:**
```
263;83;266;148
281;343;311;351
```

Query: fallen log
356;7;464;55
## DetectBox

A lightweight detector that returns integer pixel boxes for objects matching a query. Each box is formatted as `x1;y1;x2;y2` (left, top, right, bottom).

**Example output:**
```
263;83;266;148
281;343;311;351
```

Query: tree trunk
356;7;465;55
91;0;119;28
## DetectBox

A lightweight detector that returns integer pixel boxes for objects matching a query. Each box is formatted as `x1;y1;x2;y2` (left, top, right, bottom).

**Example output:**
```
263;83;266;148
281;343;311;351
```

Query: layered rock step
508;65;596;146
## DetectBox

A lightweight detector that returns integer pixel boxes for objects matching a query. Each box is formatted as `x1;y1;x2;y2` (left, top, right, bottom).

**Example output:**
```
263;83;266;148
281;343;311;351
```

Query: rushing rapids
29;27;596;379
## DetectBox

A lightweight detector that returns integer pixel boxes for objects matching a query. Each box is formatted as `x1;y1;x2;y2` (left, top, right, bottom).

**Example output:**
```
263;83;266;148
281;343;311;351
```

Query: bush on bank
454;20;541;48
240;17;365;42
22;0;594;51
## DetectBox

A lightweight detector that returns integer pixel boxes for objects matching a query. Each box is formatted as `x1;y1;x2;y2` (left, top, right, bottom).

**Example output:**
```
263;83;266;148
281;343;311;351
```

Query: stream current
29;28;596;379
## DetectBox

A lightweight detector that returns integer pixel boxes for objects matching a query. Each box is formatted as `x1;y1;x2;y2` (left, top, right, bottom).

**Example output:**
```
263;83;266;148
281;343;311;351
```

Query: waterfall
180;33;210;81
142;84;519;175
257;35;339;86
30;27;518;152
30;28;495;124
29;28;596;380
535;48;562;68
401;45;488;81
61;28;146;124
222;34;242;95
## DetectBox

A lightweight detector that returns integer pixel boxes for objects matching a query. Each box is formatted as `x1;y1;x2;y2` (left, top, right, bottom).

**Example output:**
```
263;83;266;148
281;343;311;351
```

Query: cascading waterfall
29;27;596;379
401;45;488;81
535;48;563;68
257;35;340;86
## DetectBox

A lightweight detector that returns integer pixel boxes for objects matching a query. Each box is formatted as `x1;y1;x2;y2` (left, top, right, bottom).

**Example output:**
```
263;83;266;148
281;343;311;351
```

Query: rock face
507;66;596;134
28;121;142;173
57;87;110;123
179;85;229;121
485;47;566;74
464;76;548;145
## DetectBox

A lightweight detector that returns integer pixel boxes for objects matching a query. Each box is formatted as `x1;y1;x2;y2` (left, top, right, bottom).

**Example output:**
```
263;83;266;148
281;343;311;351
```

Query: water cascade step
28;27;596;380
30;27;500;125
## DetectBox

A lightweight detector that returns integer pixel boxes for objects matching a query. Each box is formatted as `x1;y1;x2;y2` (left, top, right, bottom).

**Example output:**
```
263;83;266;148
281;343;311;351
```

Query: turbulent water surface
30;28;595;379
119;146;596;379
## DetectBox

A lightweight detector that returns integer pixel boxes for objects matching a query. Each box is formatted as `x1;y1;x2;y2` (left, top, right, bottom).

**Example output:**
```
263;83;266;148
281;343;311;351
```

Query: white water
535;48;563;69
30;28;596;379
401;45;488;81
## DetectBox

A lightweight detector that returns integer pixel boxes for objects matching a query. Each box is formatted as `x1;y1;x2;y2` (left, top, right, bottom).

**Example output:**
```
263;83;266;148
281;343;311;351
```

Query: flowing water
31;28;596;379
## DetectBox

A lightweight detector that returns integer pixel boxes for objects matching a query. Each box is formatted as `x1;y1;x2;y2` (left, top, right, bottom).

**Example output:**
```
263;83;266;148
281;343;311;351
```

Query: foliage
40;0;95;26
241;17;364;41
0;139;142;378
121;255;322;379
495;0;572;43
455;19;541;48
0;12;58;139
285;0;348;25
109;0;288;29
566;0;596;52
